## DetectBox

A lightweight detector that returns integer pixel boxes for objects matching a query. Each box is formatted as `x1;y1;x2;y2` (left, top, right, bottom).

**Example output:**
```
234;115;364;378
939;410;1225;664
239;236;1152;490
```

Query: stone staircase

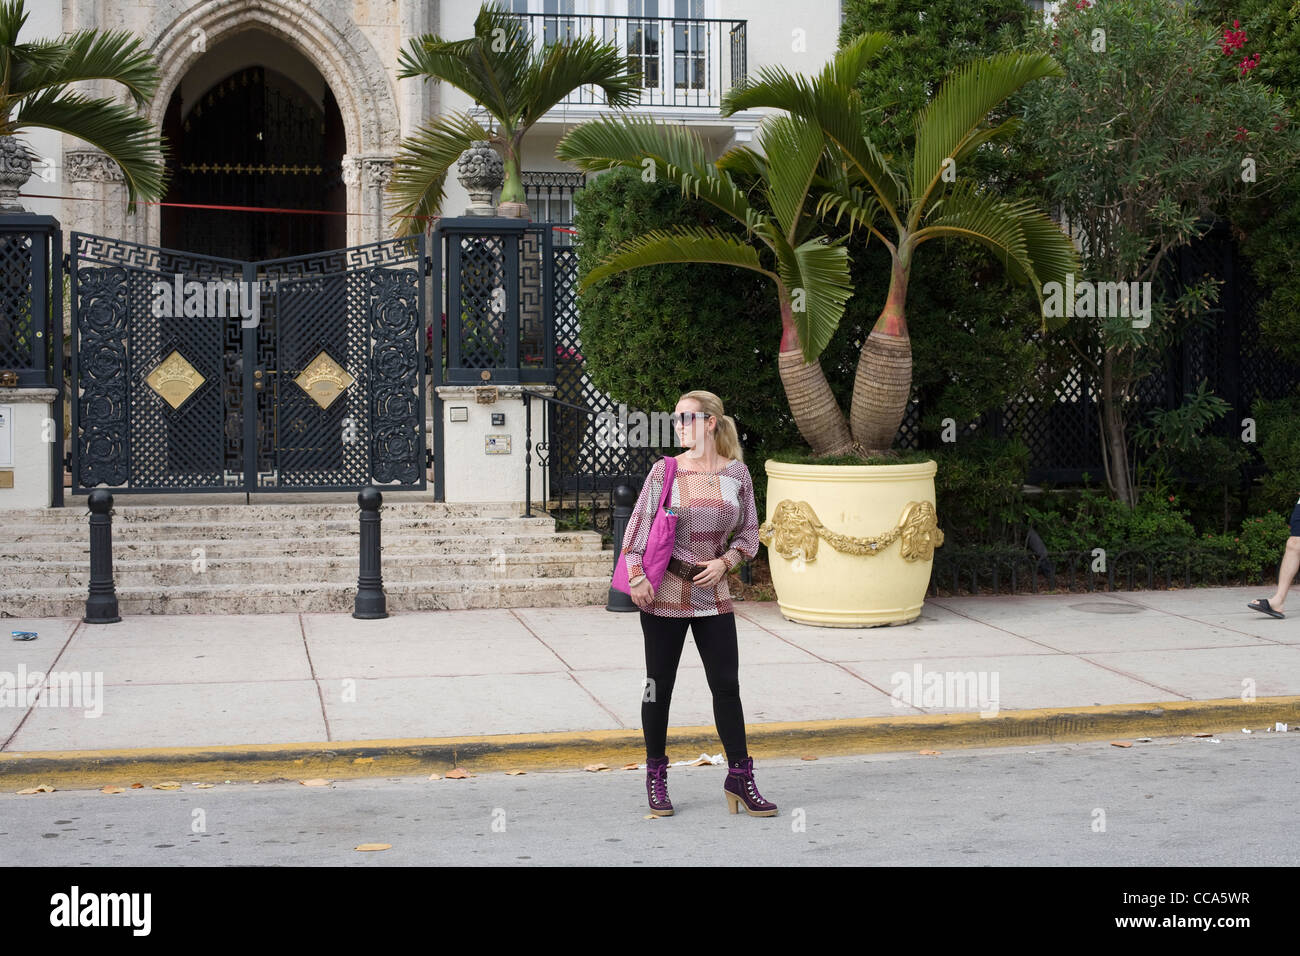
0;500;614;617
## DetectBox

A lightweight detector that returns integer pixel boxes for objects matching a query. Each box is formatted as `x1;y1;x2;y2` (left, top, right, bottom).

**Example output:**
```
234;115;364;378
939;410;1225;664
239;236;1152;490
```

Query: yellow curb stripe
2;696;1297;790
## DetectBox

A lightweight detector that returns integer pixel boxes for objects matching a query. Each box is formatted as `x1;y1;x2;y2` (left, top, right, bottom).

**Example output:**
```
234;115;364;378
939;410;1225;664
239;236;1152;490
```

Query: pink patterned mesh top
622;456;760;618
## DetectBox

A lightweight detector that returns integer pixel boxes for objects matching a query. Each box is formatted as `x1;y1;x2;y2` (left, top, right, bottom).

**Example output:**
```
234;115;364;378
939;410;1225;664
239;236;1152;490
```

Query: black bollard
354;485;388;619
606;482;637;613
84;489;121;624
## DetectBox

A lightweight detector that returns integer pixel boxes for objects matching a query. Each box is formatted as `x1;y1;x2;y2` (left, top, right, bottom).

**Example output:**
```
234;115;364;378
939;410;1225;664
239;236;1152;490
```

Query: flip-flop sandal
1248;598;1285;619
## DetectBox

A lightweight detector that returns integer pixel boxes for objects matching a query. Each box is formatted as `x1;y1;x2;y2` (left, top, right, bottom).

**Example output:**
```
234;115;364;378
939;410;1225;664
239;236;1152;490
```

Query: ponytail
715;415;743;464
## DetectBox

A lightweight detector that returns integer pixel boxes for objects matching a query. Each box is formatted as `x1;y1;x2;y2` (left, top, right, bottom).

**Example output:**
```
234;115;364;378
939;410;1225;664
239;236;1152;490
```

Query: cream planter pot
759;459;944;627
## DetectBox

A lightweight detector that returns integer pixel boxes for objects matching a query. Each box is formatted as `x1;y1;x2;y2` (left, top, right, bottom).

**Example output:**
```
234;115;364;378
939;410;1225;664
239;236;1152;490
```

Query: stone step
0;531;607;561
0;578;614;617
1;552;615;588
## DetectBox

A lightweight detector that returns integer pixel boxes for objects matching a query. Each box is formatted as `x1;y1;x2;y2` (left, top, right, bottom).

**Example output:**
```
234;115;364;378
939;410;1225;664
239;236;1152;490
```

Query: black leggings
640;611;747;763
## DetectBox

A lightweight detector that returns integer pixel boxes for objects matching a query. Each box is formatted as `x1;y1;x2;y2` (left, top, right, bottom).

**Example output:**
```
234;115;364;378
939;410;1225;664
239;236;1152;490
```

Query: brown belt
666;557;709;583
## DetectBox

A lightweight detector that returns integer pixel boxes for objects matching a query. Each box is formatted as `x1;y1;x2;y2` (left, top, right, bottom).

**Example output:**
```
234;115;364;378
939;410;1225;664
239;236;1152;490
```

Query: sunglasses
670;411;713;427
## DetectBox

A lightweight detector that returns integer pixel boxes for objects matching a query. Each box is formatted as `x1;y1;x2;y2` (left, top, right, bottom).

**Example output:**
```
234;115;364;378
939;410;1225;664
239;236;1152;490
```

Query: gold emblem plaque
293;351;354;410
145;350;206;410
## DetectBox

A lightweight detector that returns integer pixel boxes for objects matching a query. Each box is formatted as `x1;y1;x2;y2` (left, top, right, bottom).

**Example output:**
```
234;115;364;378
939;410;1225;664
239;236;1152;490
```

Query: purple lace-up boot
724;756;777;816
646;756;673;816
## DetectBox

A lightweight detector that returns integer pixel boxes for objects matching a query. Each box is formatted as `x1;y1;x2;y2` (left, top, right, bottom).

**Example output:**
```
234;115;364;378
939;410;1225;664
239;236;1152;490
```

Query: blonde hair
679;390;743;464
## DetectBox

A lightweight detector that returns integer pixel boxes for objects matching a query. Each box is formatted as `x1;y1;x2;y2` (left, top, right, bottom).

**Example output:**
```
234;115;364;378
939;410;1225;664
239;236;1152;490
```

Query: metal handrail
520;387;608;522
508;13;747;109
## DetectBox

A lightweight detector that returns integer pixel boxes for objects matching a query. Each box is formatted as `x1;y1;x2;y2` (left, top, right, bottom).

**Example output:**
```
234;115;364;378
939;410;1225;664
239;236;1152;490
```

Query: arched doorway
160;33;346;261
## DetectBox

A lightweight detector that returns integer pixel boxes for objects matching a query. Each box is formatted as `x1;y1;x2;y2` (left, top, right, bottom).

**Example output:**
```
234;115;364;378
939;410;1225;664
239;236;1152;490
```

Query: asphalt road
3;732;1297;867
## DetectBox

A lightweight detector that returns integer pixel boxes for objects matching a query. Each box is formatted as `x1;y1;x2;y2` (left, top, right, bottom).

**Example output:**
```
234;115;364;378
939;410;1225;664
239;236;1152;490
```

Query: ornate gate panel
69;233;426;494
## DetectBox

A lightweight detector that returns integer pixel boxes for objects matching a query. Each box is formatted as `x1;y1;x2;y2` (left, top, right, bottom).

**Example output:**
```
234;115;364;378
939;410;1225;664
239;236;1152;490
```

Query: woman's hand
692;558;728;588
630;578;655;609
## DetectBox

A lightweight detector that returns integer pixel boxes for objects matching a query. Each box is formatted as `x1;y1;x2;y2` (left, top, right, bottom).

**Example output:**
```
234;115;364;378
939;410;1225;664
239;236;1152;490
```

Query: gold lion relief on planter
759;499;943;563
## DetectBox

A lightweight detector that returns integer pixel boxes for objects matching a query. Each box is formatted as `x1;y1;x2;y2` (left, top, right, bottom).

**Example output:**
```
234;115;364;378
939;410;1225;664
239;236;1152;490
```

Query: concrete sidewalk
2;586;1299;786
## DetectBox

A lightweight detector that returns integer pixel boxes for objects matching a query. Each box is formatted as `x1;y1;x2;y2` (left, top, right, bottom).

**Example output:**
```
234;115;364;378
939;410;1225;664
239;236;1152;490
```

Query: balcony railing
510;13;746;110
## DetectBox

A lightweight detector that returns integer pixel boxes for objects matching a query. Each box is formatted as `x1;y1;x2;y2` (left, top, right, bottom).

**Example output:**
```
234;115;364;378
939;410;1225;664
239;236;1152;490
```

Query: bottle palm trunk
776;292;854;456
850;254;912;454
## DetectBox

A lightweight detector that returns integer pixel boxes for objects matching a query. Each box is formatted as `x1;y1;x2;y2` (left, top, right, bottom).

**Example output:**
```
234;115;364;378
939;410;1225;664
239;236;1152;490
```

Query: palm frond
579;225;772;290
517;33;640;124
910;180;1080;325
814;182;883;240
758;114;826;243
11;28;159;105
397;5;533;122
387;111;492;236
0;0;29;51
910;52;1061;216
720;31;889;115
556;114;757;229
15;88;165;204
774;236;854;363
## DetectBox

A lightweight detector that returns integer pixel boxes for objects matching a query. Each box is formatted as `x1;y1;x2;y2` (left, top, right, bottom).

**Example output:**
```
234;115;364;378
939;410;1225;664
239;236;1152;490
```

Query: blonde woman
621;390;776;818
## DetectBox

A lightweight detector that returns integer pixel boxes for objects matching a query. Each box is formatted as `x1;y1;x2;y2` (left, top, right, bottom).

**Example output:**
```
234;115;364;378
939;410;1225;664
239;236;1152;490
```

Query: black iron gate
69;233;427;494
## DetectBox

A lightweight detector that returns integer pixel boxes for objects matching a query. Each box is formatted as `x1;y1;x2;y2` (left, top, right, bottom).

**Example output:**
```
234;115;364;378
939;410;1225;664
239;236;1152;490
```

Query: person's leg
641;611;689;760
690;612;748;762
1267;536;1300;613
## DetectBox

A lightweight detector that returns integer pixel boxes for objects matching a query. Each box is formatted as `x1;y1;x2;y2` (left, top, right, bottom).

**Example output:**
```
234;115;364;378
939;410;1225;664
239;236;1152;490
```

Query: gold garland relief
758;500;944;563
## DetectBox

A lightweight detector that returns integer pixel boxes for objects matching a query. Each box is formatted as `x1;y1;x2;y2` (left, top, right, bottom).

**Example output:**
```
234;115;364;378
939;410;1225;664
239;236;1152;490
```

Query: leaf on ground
686;756;712;766
299;779;330;787
919;750;941;756
17;785;56;794
152;781;181;790
1110;741;1133;748
1193;733;1213;738
192;783;214;789
644;815;659;820
130;783;144;789
427;772;441;780
800;755;818;761
504;769;527;776
100;786;124;794
445;767;474;779
584;763;610;772
622;763;640;770
354;843;391;851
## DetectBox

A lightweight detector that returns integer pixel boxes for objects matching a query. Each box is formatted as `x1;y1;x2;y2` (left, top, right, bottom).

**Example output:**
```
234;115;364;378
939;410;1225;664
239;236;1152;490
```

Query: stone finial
456;141;504;216
0;135;34;211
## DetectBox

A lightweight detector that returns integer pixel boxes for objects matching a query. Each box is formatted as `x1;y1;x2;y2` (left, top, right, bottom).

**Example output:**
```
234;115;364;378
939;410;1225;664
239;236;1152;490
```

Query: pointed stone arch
139;0;401;246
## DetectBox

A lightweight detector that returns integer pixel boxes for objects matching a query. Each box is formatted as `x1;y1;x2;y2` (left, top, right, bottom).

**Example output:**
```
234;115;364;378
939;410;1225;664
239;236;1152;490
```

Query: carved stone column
361;157;394;242
64;148;128;240
341;155;362;247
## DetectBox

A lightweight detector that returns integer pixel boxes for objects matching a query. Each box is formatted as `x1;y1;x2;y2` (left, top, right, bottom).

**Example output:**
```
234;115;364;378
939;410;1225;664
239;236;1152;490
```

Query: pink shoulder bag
611;456;678;595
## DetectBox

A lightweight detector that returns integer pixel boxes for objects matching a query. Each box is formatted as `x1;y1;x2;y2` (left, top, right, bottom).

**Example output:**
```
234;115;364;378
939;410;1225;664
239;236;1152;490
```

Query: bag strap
658;455;677;511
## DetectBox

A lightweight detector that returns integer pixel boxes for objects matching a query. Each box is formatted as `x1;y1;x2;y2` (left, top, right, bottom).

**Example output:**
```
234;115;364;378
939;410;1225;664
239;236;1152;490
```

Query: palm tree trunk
776;291;853;457
850;252;911;454
500;137;526;206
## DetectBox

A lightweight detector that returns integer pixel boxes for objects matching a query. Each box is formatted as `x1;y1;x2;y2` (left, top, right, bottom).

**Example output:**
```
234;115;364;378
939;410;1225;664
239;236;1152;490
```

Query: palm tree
0;0;165;208
388;2;641;236
557;34;1082;457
